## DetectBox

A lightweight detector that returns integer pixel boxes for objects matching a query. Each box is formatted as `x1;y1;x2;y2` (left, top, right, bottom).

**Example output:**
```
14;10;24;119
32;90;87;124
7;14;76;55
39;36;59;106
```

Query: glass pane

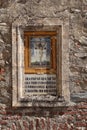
29;37;51;68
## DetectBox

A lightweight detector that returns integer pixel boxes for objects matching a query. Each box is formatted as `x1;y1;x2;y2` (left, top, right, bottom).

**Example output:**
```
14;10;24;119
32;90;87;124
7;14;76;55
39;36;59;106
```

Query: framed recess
12;18;70;107
24;31;57;74
24;29;59;97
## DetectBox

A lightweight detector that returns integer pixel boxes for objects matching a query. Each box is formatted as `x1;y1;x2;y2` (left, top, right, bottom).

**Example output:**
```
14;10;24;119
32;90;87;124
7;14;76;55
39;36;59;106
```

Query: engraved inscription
24;74;57;96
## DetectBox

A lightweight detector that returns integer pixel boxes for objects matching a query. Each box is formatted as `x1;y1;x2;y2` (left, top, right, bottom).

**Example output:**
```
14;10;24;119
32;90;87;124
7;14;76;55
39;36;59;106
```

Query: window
24;31;57;74
12;19;70;107
24;30;58;96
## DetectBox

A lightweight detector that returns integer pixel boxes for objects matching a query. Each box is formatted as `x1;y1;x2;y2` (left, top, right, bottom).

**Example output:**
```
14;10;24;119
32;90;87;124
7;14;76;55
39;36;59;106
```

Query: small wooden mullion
51;36;57;70
24;31;57;36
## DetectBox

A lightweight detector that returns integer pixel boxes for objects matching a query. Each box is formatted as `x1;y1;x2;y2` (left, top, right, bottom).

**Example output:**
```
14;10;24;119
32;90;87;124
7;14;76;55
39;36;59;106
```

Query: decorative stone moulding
12;18;70;107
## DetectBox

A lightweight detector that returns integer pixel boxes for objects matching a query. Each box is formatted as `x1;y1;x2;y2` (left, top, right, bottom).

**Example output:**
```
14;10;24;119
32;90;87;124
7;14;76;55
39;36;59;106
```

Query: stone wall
0;0;87;129
0;102;87;130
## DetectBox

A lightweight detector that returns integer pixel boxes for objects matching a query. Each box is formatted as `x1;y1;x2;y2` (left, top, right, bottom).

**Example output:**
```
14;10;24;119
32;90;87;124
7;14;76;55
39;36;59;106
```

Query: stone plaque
24;74;57;96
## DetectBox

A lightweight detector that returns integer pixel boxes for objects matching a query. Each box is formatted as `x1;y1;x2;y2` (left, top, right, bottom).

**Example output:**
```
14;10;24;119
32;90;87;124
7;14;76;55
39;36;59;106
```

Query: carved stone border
12;18;70;107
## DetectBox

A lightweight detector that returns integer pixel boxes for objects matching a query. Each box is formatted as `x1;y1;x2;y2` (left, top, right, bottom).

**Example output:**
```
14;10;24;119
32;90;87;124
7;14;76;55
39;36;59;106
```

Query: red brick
57;128;62;130
52;123;57;130
18;112;23;116
67;107;73;111
59;123;68;130
2;116;7;120
76;104;87;109
6;111;12;115
12;123;17;130
69;128;75;130
0;68;5;74
40;118;46;129
25;112;33;116
0;110;6;115
23;120;29;130
75;122;87;127
0;120;8;125
36;118;40;130
59;111;64;115
65;111;77;115
47;118;51;130
51;111;59;115
29;121;34;130
17;121;22;130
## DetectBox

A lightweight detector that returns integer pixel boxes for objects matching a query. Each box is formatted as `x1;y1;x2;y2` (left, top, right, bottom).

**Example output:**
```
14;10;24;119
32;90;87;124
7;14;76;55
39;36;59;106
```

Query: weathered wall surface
0;0;87;129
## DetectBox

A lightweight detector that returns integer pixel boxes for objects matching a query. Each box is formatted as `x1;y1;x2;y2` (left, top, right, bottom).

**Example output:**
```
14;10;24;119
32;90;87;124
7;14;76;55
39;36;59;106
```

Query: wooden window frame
24;31;57;74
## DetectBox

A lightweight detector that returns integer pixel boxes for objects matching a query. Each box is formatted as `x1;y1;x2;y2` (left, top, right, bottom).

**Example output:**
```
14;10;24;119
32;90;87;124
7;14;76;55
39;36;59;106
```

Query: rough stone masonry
0;0;87;130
